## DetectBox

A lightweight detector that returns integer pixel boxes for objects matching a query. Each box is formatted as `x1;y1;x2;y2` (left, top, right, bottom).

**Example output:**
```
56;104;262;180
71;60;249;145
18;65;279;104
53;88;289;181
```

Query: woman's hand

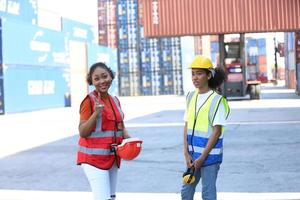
184;151;194;168
193;157;204;169
123;128;131;139
78;92;104;138
93;92;104;114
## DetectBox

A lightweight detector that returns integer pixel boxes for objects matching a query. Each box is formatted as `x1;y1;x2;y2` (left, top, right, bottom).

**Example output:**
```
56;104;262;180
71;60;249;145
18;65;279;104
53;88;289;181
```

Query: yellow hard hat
189;55;213;69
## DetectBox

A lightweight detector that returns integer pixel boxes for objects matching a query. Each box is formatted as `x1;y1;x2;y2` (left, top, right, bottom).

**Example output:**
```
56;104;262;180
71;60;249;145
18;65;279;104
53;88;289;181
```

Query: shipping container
142;0;300;37
162;70;174;94
258;55;267;65
119;73;130;96
247;39;257;47
3;65;69;113
151;70;163;95
62;18;95;44
0;22;3;114
105;0;185;96
0;67;4;114
0;19;70;113
129;72;141;96
141;71;152;95
173;69;183;95
127;0;138;24
2;19;67;67
194;36;202;55
0;0;37;25
128;48;139;72
210;42;219;53
295;32;300;94
98;0;117;48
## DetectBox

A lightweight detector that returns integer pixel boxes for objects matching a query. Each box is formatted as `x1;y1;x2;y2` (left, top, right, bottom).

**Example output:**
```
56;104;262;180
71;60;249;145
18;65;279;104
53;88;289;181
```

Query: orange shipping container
142;0;300;37
258;56;267;65
259;65;267;73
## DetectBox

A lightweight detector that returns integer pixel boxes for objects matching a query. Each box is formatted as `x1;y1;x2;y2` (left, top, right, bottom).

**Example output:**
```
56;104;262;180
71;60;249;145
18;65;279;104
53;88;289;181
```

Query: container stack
284;32;297;89
210;35;220;67
98;0;118;48
194;36;203;55
0;19;3;114
139;31;183;95
257;38;268;82
109;0;183;96
246;38;267;82
117;0;140;96
246;38;259;81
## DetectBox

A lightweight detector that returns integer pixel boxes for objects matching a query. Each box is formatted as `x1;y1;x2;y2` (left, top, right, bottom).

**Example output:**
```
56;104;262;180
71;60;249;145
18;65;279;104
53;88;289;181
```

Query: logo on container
0;0;20;15
30;31;51;63
152;0;159;25
28;80;55;95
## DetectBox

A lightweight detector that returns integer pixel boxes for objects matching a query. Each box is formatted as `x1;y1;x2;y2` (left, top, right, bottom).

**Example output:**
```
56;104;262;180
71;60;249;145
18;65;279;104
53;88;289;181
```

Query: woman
181;55;230;200
77;62;130;200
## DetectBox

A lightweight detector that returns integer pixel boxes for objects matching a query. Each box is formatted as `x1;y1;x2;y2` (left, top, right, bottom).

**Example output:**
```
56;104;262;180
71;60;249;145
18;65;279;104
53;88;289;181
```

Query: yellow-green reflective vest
186;90;230;166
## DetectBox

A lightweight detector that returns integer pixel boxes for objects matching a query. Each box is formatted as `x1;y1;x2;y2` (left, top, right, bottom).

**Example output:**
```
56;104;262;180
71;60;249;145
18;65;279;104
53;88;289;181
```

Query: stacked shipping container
99;0;183;96
284;32;300;92
98;0;118;48
0;0;39;114
118;0;141;96
193;35;268;83
0;19;69;114
246;38;268;82
284;32;296;89
0;21;3;114
210;36;220;67
0;1;119;114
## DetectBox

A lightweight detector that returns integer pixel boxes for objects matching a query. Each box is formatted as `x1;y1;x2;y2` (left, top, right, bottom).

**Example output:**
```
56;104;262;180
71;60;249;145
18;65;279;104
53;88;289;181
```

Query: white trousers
82;163;118;200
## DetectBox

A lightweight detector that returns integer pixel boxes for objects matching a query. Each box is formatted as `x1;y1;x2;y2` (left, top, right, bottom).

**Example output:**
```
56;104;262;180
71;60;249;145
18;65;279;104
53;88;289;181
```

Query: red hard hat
116;138;143;160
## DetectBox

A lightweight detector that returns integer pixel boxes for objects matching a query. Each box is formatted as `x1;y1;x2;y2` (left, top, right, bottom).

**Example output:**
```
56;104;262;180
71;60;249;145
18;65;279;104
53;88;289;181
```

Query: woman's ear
207;73;212;80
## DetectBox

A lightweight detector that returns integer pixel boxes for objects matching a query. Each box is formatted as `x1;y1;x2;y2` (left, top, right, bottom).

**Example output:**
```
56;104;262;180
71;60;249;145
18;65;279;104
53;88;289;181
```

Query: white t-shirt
183;90;227;126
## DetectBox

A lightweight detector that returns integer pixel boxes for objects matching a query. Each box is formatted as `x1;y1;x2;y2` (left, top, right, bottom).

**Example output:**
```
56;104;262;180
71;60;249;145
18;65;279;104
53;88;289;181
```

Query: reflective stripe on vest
186;90;229;166
78;146;114;155
88;130;123;138
78;93;124;158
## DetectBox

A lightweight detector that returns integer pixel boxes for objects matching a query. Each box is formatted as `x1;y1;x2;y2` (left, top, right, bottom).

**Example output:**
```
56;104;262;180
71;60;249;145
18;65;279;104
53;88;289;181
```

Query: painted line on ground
126;120;300;128
0;190;300;200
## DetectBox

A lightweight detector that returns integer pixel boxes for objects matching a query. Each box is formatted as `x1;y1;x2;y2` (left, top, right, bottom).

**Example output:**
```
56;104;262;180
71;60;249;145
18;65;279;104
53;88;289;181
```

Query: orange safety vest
77;91;124;170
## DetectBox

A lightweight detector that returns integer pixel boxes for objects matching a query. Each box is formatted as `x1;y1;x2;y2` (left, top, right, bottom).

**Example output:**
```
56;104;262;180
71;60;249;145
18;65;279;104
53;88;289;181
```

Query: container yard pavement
1;84;300;200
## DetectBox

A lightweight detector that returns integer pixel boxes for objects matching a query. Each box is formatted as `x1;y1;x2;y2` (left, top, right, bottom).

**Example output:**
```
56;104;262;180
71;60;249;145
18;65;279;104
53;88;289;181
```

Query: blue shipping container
3;65;69;113
257;38;266;47
0;0;37;25
0;76;4;114
2;19;67;67
62;18;95;43
258;47;266;55
247;39;257;47
210;42;219;53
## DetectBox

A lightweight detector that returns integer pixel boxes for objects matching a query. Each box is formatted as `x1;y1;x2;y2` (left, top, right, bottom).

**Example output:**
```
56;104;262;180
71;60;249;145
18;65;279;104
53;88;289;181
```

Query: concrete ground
0;83;300;200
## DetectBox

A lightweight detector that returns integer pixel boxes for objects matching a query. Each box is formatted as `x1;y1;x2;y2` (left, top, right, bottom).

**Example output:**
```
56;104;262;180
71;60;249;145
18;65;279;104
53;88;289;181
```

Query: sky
37;0;98;26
